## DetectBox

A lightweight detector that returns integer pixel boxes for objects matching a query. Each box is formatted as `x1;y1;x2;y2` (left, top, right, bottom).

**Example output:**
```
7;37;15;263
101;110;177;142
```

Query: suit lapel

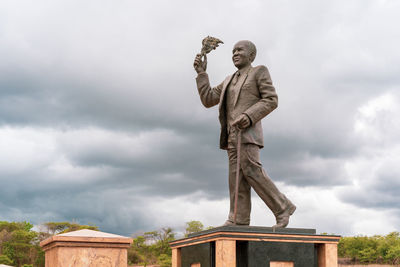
233;67;251;107
219;74;234;113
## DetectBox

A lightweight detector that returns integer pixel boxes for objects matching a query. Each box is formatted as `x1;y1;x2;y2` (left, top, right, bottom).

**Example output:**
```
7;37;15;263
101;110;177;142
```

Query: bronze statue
193;40;296;228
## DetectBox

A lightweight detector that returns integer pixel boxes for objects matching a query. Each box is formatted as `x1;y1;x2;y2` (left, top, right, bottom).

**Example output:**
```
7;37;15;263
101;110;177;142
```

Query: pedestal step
170;226;340;267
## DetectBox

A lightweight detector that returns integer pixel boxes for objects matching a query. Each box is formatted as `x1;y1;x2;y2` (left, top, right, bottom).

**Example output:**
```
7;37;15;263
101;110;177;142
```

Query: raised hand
193;54;207;74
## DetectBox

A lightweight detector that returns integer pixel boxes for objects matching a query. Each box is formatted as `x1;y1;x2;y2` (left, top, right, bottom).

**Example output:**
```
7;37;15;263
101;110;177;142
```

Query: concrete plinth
169;226;340;267
40;229;133;267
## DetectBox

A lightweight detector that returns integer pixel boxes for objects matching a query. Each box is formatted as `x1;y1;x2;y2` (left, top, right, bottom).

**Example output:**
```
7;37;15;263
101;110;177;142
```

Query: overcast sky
1;0;399;237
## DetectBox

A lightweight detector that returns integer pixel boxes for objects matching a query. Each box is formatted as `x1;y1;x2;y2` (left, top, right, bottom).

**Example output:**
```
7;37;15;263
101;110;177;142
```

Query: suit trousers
227;134;291;225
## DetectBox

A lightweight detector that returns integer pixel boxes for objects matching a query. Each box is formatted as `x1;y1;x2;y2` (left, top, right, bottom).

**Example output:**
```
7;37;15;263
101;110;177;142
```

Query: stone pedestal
40;229;133;267
170;226;340;267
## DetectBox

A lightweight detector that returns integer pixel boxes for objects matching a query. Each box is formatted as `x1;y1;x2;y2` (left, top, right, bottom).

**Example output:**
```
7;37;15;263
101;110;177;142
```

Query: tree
338;232;400;264
2;228;38;267
158;253;171;267
0;221;33;233
184;221;204;237
385;244;400;264
40;222;98;236
128;227;176;266
358;247;377;263
144;227;175;258
0;220;99;267
0;230;12;255
128;235;157;265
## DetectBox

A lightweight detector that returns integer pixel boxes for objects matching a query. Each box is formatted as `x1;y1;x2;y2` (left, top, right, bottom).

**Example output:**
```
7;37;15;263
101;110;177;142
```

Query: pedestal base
40;229;133;267
170;226;340;267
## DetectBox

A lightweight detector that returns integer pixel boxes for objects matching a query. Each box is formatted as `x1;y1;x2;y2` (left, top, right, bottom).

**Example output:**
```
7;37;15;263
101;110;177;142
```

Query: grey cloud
0;164;179;235
1;0;400;235
338;161;400;210
54;128;228;197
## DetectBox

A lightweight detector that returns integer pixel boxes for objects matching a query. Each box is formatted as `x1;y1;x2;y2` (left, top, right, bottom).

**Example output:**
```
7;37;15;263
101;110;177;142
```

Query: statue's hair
240;40;257;62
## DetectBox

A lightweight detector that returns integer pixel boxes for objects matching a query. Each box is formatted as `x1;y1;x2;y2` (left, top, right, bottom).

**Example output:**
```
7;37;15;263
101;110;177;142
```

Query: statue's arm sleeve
243;66;278;124
195;72;223;108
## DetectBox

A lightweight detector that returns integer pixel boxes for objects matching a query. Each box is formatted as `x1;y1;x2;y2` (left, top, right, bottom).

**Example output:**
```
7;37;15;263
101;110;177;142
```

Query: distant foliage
184;220;214;237
339;231;400;264
184;220;204;237
127;221;216;266
158;253;172;267
0;220;98;267
0;221;39;267
41;222;98;235
0;254;14;265
3;219;400;266
128;227;175;266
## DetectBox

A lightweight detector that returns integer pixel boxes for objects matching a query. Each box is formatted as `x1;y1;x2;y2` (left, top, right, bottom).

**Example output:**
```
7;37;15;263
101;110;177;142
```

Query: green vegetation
0;254;14;265
127;220;211;266
41;221;98;235
338;232;400;264
0;220;98;267
128;227;175;266
0;221;41;267
2;219;400;266
184;220;204;237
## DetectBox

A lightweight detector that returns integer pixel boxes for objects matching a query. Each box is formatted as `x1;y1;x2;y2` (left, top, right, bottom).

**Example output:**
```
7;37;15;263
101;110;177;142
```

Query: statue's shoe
222;220;235;226
272;202;296;228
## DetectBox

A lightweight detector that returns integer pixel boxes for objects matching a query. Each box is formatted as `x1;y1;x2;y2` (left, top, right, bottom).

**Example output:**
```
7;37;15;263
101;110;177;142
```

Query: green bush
359;247;377;263
158;253;171;267
0;254;14;265
385;243;400;264
339;232;400;264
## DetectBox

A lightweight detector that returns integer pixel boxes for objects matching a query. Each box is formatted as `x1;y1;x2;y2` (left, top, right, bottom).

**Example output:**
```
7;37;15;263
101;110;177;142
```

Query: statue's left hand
232;114;251;129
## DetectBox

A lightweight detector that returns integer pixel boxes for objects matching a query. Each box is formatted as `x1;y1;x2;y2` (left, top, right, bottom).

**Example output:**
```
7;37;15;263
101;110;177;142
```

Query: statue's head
232;40;257;69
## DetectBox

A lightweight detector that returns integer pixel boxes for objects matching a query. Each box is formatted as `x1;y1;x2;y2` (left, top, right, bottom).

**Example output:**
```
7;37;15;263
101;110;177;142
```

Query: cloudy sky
1;0;399;237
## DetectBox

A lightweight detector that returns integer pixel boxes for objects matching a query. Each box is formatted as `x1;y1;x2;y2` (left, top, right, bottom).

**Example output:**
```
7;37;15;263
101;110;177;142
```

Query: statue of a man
193;40;296;227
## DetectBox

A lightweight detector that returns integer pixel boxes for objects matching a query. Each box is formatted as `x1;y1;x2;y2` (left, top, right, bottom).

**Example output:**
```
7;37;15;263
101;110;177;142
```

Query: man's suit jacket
196;65;278;150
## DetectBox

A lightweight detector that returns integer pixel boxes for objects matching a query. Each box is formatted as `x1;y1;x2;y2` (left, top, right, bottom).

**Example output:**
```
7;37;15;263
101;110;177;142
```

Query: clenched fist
193;54;207;74
232;114;251;129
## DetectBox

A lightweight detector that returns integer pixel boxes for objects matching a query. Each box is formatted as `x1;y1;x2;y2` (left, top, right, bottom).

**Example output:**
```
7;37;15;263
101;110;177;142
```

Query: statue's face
232;41;252;69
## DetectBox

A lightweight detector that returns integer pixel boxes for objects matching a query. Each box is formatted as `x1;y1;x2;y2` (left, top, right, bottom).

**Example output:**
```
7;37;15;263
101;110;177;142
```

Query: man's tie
232;72;240;85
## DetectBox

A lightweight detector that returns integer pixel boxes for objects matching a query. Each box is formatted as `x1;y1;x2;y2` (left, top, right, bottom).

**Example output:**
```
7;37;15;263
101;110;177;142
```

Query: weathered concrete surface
40;229;133;267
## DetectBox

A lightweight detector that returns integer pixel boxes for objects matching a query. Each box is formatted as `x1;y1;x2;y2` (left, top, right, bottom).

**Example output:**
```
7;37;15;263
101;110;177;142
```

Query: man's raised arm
193;54;222;108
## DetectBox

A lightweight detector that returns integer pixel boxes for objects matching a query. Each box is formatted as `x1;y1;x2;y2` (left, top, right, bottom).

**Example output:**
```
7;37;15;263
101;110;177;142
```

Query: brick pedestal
170;226;340;267
40;229;133;267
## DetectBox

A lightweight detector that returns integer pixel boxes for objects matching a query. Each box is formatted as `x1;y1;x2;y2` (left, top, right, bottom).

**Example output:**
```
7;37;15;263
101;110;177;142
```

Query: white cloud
354;92;399;143
0;127;57;174
335;91;400;217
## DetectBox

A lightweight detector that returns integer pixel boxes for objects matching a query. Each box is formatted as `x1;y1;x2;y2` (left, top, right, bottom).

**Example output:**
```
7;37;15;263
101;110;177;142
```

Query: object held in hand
201;36;223;59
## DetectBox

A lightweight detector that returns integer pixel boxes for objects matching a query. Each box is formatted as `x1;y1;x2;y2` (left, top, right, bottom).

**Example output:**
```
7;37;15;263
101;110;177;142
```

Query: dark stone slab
244;241;317;267
181;242;214;267
179;240;318;267
188;226;316;238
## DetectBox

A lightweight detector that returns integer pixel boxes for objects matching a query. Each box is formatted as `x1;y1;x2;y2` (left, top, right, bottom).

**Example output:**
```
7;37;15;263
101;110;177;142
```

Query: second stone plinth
40;229;133;267
170;226;340;267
